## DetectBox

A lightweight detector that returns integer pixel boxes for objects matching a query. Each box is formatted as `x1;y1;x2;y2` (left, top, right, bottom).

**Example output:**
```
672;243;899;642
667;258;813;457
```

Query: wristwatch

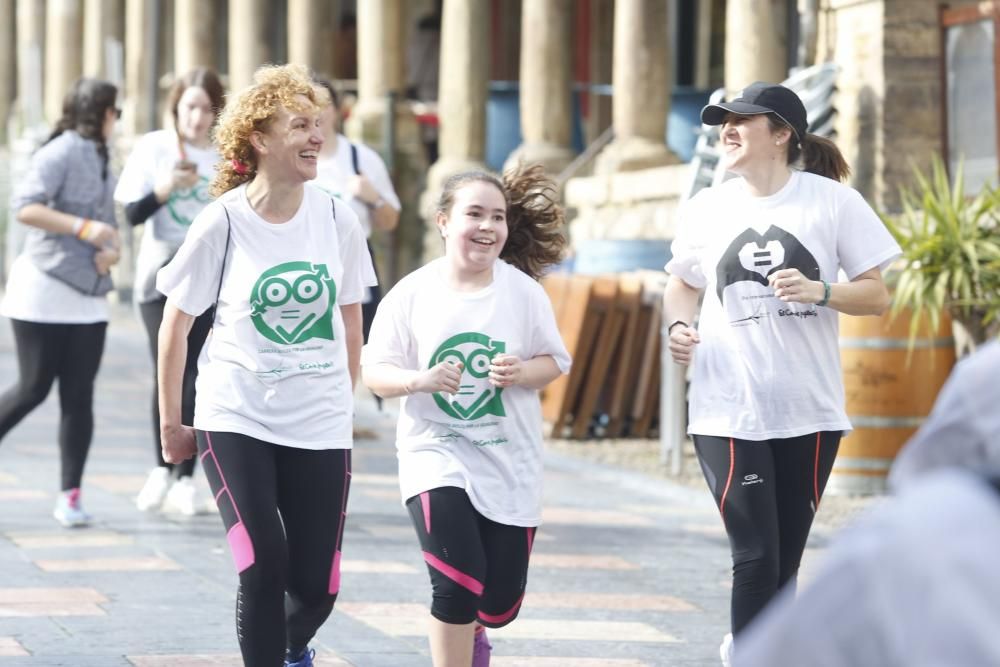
667;320;688;334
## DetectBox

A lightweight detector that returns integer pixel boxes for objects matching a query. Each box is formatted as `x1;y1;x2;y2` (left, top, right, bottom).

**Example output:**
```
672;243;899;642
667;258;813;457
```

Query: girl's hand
769;268;824;304
161;424;197;464
93;247;120;275
488;354;523;388
80;220;119;249
410;361;463;395
668;324;701;366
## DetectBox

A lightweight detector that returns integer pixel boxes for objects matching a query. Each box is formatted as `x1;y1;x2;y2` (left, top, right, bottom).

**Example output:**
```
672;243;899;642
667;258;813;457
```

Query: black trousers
694;431;841;636
197;430;352;666
138;298;213;478
0;319;107;490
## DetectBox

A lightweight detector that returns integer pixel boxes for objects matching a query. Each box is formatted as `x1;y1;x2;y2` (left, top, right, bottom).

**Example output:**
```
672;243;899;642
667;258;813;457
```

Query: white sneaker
136;467;172;511
163;477;201;516
53;488;92;528
720;633;733;667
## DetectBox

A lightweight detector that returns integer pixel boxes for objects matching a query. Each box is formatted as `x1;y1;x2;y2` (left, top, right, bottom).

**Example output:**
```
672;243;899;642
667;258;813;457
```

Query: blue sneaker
285;647;315;667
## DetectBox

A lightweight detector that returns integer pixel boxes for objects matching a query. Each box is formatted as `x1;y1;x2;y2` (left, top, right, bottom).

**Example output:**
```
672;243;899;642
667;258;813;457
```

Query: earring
775;141;782;146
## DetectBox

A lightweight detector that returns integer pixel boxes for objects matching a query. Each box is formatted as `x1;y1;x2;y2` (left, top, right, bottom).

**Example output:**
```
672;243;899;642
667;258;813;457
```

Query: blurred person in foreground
0;77;121;527
735;339;1000;667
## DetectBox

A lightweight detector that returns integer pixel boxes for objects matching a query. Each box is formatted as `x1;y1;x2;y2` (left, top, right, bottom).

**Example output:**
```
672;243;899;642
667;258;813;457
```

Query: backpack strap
331;196;337;221
213;205;233;320
350;142;361;175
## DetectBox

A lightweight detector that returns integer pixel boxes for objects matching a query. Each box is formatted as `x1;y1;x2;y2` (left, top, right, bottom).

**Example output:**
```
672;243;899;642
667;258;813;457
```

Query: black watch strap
667;320;688;334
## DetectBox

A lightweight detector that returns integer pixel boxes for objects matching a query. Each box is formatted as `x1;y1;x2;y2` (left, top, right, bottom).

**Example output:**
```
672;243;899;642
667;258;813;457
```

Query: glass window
945;19;998;195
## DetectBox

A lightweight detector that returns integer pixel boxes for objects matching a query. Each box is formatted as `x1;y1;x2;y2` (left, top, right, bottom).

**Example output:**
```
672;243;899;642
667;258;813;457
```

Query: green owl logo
166;175;212;227
429;332;506;421
250;261;337;345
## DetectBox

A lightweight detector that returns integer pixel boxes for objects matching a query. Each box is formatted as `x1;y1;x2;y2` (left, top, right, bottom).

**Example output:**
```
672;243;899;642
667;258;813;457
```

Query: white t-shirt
114;129;219;303
736;469;1000;667
311;134;401;239
0;254;108;323
156;183;377;450
666;170;901;440
362;258;572;526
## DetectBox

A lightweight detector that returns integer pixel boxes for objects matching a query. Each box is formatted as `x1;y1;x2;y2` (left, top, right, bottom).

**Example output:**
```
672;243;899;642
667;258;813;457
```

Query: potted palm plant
881;156;1000;355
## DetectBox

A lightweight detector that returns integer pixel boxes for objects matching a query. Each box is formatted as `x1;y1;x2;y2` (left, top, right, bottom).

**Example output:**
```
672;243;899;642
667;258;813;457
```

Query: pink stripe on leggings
329;450;351;594
478;592;525;625
423;551;484;596
204;432;255;574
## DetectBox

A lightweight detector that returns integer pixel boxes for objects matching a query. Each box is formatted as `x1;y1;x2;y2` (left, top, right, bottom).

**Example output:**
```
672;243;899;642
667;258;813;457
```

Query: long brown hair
166;67;225;128
767;114;851;182
436;164;567;281
45;77;118;179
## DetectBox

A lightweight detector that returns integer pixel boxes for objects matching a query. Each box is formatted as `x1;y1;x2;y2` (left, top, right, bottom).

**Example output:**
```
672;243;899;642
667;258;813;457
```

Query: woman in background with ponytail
115;67;224;516
662;82;901;666
0;77;121;528
363;164;571;667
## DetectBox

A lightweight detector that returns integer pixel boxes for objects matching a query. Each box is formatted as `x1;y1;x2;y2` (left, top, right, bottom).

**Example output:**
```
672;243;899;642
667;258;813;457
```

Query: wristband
73;217;88;238
817;280;831;307
667;320;688;335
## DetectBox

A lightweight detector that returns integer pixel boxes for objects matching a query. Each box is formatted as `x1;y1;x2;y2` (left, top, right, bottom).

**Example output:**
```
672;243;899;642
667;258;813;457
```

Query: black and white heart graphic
716;226;820;303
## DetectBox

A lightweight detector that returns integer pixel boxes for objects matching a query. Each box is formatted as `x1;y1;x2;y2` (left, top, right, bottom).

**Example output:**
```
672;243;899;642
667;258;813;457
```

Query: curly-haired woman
362;165;572;667
1;77;121;527
115;67;225;516
155;64;375;667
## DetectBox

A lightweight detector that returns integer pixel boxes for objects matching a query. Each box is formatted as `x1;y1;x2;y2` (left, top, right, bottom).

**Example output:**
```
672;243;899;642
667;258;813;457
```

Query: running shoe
163;476;201;516
285;647;315;667
720;632;733;667
472;627;492;667
53;488;91;528
136;467;171;511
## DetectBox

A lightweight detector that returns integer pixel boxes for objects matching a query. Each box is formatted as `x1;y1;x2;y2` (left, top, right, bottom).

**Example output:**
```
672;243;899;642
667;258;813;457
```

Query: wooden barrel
833;310;956;495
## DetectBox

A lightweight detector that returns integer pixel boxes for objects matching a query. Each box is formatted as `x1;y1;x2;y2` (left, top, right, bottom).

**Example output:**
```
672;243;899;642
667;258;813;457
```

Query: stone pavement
0;306;847;666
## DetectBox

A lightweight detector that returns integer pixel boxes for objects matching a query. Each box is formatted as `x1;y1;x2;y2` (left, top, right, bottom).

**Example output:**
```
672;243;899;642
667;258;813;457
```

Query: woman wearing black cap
662;81;901;665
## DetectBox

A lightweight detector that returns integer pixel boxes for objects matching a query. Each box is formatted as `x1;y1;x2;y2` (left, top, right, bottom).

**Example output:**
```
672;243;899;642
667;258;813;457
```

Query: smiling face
719;113;791;175
176;86;215;145
253;94;324;183
437;180;509;279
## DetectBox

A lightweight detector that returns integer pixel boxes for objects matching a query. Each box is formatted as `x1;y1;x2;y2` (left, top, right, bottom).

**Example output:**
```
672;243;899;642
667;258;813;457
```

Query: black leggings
139;298;212;478
197;431;351;667
0;319;107;491
694;431;841;637
406;487;535;627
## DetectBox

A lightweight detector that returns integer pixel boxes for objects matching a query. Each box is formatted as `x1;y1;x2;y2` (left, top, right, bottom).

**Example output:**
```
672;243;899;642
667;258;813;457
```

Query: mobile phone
175;159;196;171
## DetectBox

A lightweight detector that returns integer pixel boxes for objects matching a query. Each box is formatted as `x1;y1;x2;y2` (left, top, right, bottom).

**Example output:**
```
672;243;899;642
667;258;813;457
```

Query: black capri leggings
0;319;107;490
406;486;536;627
197;430;352;667
138;298;212;477
694;431;841;637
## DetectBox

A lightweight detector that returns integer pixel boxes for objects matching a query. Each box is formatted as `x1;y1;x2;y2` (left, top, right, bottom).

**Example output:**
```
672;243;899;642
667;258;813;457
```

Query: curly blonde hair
210;64;321;197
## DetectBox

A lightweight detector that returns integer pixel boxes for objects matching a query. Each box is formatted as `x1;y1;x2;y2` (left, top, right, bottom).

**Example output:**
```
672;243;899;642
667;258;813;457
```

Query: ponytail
500;164;566;281
798;134;851;182
767;113;851;183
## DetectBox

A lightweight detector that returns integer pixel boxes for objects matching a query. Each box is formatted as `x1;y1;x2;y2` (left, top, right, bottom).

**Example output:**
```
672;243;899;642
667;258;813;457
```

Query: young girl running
156;64;374;667
362;165;571;667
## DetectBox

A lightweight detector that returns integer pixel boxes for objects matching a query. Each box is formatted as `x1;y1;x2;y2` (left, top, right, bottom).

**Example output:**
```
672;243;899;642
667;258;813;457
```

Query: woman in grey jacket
0;77;121;527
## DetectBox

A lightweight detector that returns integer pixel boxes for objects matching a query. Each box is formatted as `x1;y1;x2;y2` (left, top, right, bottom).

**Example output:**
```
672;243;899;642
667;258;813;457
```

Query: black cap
701;82;808;142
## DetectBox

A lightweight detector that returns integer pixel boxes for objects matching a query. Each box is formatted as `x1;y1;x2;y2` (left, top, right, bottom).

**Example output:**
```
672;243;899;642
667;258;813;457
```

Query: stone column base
502;142;575;177
594;136;679;175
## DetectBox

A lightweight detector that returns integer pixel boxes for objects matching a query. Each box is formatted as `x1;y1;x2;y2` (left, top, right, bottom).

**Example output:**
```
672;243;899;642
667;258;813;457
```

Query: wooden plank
633;329;662;438
540;274;598;433
604;274;645;438
630;277;665;429
570;276;623;439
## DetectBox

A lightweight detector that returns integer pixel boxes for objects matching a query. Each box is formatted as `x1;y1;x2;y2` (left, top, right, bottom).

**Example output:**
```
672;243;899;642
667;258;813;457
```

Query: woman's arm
663;276;704;365
370;202;400;232
17;203;118;248
158;303;197;463
341;302;363;388
769;266;890;316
